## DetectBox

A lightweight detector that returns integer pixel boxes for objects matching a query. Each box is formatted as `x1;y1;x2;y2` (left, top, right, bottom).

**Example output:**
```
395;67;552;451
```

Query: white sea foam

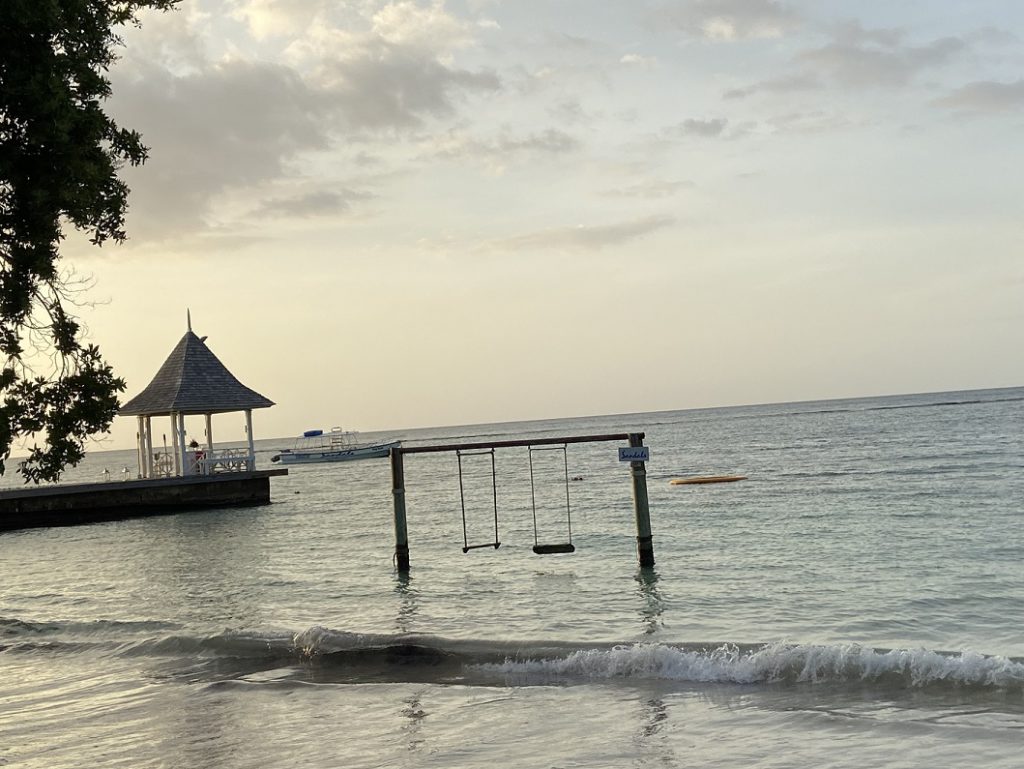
292;625;364;656
474;642;1024;689
291;626;422;657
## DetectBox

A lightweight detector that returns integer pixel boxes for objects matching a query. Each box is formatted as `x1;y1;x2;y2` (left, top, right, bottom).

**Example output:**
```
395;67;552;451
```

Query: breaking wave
474;641;1024;691
4;618;1022;693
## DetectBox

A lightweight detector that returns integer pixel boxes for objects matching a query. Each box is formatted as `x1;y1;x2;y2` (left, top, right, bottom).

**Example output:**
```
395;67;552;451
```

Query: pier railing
152;453;175;478
183;448;256;476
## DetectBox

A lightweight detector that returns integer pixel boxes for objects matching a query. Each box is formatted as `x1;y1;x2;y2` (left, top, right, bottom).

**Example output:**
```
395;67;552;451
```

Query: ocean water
2;387;1022;768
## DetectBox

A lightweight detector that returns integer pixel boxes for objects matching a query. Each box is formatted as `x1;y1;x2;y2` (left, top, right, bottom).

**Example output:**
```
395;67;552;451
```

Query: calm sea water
2;387;1023;768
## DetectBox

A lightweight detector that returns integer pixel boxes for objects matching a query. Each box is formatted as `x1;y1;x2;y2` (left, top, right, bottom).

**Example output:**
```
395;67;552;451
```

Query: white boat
271;428;400;465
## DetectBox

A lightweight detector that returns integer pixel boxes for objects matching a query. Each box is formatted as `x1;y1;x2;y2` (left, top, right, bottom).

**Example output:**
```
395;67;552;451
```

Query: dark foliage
1;0;178;482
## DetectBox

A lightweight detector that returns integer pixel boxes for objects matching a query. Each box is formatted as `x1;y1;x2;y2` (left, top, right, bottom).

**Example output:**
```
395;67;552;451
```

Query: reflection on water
394;573;420;634
401;692;427;753
635;568;665;635
169;687;240;769
633;695;677;768
639;697;668;738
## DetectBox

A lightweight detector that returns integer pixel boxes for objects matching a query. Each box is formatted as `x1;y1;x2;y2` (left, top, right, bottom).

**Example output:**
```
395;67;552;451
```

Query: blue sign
618;446;650;462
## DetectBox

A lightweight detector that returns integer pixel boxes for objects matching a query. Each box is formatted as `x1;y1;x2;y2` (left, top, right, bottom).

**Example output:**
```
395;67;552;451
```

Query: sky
62;0;1024;450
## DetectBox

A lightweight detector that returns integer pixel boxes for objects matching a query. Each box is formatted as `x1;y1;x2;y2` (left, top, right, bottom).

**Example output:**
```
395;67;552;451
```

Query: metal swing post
628;433;655;567
562;445;573;546
391;447;410;573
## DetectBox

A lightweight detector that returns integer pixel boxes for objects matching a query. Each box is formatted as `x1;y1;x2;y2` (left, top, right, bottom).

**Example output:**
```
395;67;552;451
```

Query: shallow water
2;387;1022;767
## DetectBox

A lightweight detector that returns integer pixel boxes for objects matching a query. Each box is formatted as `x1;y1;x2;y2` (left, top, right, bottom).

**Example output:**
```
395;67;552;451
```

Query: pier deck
0;469;288;532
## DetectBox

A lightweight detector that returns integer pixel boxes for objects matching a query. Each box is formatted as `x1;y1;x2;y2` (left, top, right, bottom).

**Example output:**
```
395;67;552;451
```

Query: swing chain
457;448;500;552
528;444;575;554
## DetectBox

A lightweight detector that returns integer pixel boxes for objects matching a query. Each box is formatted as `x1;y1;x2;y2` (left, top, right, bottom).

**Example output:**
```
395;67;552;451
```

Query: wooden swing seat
532;543;575;555
463;542;501;553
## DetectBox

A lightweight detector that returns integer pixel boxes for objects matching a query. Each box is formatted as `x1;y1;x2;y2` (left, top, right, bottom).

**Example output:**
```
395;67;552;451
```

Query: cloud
108;3;499;241
548;98;591;124
722;22;969;105
252;189;375;219
371;1;476;48
114;58;333;239
428;128;580;167
557;33;611;53
764;110;857;134
799;24;965;88
933;79;1024;113
723;73;821;99
231;0;479;48
669;118;729;137
620;53;657;68
498;129;579;153
663;0;800;41
493;214;676;251
965;27;1019;46
829;20;905;47
352;151;383;167
315;39;500;131
600;180;693;199
229;0;331;39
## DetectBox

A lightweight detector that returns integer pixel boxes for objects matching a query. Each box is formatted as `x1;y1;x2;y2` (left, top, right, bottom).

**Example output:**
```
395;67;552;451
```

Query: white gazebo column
245;409;254;471
136;416;145;478
178;413;188;476
144;417;154;478
170;413;181;475
204;413;213;475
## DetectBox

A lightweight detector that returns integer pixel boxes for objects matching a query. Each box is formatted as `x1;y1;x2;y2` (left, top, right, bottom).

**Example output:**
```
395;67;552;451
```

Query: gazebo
120;316;274;479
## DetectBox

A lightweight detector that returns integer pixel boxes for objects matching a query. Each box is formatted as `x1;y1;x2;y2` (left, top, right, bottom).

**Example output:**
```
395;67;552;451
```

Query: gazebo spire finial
187;308;192;333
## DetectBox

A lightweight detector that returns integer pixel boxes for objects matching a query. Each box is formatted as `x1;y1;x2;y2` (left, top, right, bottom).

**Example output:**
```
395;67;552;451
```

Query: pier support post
391;447;410;573
629;433;655;568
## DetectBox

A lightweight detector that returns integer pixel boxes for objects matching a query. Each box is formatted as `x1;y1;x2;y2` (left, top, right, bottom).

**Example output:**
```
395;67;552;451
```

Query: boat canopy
302;429;324;438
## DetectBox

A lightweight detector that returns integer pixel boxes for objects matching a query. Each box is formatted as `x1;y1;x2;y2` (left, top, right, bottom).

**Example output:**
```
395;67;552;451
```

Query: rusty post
391;447;410;572
629;433;654;568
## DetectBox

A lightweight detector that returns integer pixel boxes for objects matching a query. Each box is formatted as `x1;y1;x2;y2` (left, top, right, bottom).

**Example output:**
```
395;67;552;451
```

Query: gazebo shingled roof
120;331;274;416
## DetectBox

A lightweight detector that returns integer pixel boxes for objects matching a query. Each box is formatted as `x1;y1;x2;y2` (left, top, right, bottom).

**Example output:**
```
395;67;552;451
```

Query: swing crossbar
399;433;638;454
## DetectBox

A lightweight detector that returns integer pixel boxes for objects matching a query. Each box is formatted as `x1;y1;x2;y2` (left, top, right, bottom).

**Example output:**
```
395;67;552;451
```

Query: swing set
456;444;576;555
389;432;653;572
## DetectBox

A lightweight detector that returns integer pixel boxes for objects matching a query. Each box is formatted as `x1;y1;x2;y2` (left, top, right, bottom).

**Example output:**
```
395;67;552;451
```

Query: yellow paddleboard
669;475;747;485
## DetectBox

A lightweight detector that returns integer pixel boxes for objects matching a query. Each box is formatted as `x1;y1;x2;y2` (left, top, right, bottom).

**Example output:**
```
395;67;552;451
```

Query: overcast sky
67;0;1023;449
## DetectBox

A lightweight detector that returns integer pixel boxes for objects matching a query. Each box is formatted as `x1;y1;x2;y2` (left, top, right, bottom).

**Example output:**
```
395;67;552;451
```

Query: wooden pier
0;469;288;533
